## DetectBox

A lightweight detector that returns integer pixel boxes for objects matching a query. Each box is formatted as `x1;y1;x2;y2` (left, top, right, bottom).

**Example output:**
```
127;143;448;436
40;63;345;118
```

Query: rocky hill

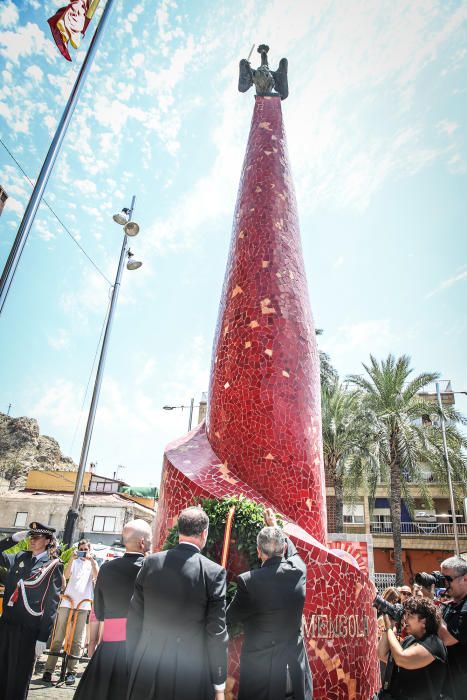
0;412;76;489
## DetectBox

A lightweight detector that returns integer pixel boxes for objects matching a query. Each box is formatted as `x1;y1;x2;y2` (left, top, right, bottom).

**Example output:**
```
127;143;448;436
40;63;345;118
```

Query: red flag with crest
48;0;100;61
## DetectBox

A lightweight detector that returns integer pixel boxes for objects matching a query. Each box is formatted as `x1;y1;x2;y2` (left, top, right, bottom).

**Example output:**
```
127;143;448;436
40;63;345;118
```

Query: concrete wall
374;547;453;583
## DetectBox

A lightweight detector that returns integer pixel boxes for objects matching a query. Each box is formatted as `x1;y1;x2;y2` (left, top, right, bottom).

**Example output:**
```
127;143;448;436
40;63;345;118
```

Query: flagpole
0;0;116;316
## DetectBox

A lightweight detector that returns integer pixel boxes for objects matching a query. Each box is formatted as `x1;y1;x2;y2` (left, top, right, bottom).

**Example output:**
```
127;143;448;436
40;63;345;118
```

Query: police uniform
0;522;63;700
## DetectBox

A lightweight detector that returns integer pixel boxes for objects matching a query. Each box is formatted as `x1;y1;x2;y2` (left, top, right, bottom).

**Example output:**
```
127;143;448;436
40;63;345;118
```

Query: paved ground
27;659;85;699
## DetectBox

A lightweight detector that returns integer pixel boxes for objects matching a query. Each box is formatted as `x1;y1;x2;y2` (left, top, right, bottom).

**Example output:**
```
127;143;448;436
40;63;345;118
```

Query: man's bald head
122;519;152;554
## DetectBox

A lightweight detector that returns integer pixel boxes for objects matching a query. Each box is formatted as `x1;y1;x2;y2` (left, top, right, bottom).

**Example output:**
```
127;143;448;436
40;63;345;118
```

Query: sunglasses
400;591;411;596
444;574;463;584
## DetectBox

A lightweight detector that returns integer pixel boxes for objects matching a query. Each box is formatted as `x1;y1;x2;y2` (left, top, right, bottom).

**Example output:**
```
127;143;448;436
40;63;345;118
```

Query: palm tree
348;354;467;585
321;382;366;532
315;328;338;391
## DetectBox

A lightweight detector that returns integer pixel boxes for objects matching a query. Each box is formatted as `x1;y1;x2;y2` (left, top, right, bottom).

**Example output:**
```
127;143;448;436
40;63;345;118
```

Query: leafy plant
163;495;282;609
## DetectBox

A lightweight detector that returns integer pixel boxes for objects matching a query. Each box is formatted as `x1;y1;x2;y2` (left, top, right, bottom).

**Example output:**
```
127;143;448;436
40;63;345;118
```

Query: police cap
28;522;56;538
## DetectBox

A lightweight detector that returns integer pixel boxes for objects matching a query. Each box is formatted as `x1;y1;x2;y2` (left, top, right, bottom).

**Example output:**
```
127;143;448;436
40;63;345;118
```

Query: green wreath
163;495;282;598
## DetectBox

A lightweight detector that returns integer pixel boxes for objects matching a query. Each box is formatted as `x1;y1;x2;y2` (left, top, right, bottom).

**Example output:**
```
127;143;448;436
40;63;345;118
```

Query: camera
76;550;87;558
372;595;404;623
414;571;445;588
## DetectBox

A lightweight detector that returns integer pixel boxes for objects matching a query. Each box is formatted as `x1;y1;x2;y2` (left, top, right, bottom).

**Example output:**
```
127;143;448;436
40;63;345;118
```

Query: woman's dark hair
403;596;441;635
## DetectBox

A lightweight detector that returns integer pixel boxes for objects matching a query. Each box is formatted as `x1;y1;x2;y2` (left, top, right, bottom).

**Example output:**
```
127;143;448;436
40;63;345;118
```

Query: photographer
43;539;98;686
437;555;467;700
377;597;447;700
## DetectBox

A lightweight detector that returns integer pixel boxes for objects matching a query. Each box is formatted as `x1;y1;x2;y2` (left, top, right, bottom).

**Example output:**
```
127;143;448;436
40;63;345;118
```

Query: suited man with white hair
227;509;312;700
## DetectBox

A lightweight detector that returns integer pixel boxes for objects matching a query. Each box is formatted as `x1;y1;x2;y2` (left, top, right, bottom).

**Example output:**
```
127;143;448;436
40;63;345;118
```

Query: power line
0;138;113;287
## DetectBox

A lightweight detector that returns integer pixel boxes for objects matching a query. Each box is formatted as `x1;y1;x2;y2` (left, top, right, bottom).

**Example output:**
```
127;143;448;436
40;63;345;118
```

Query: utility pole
436;381;460;555
63;196;138;546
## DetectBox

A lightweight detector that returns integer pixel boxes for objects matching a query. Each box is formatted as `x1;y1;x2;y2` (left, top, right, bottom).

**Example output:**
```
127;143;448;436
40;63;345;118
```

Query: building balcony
369;521;467;536
341;521;467;550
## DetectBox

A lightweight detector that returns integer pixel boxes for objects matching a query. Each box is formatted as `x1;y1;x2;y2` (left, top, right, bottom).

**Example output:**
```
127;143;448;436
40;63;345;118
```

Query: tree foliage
347;354;467;584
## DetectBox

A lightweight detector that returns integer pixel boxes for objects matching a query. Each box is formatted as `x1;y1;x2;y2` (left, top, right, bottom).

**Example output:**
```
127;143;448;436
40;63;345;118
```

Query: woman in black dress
377;596;447;700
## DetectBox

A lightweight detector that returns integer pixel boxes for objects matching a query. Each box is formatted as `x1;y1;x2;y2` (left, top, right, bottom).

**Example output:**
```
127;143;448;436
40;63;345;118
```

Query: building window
343;504;364;524
14;512;28;527
92;515;116;532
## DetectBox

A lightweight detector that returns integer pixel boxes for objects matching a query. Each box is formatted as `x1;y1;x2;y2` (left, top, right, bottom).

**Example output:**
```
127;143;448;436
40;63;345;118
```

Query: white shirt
31;550;49;564
61;558;94;610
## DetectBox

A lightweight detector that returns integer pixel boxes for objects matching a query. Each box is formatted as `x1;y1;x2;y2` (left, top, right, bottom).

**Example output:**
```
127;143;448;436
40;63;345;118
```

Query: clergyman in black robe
74;519;152;700
126;506;228;700
227;510;312;700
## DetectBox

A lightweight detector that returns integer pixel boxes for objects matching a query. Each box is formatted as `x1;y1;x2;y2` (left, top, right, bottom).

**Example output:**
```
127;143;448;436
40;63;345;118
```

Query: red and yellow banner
48;0;100;61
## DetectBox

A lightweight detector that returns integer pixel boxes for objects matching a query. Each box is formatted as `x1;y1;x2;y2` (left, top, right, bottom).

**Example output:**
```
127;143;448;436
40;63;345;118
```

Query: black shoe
65;673;75;686
42;671;52;683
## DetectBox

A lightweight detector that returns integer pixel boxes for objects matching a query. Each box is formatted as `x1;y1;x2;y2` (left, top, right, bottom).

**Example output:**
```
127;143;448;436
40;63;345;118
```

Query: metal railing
370;521;467;536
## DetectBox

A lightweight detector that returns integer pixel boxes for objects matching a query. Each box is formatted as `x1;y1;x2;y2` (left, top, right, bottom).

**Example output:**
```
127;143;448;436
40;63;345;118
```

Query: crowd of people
0;507;311;700
375;559;467;700
0;513;465;700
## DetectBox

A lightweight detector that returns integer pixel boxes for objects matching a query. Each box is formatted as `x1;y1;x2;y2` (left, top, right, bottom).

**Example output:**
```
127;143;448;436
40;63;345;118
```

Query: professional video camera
372;595;404;623
414;570;445;588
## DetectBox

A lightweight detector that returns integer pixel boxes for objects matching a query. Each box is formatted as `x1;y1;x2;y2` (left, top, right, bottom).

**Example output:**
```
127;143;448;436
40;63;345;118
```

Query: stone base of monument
154;423;380;700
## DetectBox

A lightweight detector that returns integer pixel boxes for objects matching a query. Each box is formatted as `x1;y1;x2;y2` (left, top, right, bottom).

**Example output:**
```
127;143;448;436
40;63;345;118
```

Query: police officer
0;521;63;700
438;555;467;700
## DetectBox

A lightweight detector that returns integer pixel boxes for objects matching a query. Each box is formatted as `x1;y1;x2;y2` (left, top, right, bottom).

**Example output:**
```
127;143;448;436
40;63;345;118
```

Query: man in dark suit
126;506;228;700
227;509;312;700
0;521;63;700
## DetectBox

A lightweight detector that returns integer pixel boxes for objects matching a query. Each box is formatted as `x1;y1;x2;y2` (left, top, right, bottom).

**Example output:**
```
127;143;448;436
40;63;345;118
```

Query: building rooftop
2;489;156;515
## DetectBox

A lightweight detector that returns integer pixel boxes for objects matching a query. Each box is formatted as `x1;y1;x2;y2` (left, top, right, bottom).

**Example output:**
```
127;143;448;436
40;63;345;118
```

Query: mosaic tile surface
154;96;379;699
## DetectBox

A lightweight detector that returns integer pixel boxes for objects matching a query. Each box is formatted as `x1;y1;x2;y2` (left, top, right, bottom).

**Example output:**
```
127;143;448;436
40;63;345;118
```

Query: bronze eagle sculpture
238;44;288;100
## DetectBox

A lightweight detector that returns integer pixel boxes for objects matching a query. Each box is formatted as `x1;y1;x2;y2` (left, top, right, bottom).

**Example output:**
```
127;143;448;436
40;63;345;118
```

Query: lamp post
163;398;196;430
435;382;463;556
63;196;143;546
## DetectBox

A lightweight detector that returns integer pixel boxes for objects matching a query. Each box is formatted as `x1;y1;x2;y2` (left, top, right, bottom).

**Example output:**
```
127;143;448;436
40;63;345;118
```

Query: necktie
31;557;36;566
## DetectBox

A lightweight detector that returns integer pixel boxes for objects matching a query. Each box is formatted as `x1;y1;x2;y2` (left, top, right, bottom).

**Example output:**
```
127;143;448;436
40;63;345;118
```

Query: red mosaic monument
154;48;379;700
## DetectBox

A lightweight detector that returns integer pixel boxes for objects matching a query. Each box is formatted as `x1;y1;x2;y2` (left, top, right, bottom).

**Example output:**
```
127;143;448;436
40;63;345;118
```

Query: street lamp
63;195;143;546
435;383;467;557
163;398;196;430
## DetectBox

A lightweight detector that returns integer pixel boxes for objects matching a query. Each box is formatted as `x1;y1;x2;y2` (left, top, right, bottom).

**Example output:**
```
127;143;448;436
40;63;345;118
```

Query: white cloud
47;329;70;350
34;217;55;241
426;267;467;298
25;64;43;82
30;379;81;431
325;320;392;357
131;52;145;67
75;179;97;195
0;1;19;28
333;256;344;269
61;267;111;321
3;196;23;216
0;22;57;64
437;120;459;136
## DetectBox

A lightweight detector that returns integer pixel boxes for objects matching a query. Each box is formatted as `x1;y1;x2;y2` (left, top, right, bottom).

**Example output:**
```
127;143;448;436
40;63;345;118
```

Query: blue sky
1;0;466;487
